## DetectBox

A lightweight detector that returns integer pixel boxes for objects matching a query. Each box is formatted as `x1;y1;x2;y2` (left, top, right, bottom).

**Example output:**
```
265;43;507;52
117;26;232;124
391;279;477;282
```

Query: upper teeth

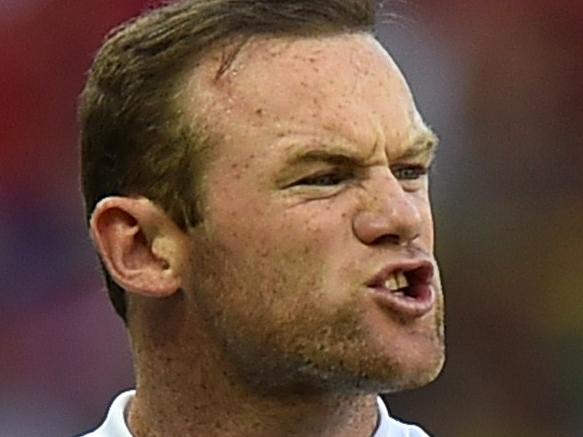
384;272;408;291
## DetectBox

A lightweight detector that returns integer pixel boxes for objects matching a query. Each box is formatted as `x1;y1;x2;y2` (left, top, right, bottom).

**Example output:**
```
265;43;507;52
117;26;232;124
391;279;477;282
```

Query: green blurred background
1;1;581;435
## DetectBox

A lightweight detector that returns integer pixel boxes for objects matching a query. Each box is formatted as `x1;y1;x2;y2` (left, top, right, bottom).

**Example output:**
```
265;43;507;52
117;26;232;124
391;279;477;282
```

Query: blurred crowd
1;1;581;435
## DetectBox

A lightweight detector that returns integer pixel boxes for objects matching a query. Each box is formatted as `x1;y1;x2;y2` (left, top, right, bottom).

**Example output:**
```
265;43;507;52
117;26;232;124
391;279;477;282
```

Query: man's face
182;33;444;393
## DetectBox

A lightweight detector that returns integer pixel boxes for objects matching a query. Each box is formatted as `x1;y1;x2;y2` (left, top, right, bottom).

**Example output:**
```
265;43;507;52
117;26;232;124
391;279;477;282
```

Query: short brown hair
79;0;377;322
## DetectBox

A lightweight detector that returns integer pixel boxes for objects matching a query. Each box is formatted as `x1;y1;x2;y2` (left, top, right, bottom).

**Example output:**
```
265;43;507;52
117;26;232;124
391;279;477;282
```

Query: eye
293;171;351;187
392;165;429;181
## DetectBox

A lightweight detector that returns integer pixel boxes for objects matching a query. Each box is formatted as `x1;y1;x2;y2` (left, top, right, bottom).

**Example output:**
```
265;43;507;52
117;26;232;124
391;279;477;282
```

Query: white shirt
79;390;430;437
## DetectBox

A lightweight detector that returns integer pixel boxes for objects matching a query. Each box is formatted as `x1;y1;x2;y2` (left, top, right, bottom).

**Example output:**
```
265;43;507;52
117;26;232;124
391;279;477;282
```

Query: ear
89;196;190;298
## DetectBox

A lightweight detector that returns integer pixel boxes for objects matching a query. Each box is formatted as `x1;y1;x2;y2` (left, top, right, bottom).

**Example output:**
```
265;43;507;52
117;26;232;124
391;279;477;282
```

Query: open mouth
366;263;435;318
376;264;433;300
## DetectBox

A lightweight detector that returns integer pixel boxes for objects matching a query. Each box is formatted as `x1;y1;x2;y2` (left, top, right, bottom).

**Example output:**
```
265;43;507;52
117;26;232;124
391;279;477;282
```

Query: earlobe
90;197;189;298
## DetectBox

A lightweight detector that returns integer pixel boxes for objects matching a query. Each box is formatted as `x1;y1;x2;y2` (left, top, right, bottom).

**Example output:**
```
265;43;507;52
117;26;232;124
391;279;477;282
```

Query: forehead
184;33;429;160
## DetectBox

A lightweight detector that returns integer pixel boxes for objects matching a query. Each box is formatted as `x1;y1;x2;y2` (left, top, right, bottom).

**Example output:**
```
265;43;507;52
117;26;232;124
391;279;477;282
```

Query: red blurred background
1;1;582;435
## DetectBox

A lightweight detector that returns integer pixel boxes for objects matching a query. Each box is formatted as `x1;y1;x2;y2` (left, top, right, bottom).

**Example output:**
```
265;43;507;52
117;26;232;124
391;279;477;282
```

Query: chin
391;359;444;393
346;329;446;395
302;342;446;396
376;345;446;394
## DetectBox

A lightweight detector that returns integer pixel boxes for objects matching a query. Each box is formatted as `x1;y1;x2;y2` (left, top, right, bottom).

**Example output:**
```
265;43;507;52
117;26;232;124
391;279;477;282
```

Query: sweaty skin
128;33;444;437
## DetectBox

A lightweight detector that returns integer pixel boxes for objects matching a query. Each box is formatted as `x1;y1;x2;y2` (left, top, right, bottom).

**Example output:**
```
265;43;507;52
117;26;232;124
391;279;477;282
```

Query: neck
129;381;378;437
127;311;378;437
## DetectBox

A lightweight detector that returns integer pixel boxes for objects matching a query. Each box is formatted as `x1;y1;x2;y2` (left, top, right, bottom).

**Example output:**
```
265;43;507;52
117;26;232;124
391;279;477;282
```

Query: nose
352;174;423;246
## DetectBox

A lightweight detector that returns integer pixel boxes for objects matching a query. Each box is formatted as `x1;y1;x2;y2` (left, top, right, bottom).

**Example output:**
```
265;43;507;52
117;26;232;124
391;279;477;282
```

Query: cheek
192;227;331;350
218;194;347;255
205;185;271;251
289;203;345;237
201;199;351;315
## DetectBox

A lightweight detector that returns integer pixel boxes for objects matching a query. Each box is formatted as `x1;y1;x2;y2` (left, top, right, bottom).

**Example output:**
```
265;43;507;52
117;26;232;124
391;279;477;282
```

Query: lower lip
369;284;435;319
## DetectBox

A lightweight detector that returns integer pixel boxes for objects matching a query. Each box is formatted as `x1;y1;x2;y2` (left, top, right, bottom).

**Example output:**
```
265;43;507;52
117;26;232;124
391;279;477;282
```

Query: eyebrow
397;129;440;162
285;128;440;167
286;146;364;167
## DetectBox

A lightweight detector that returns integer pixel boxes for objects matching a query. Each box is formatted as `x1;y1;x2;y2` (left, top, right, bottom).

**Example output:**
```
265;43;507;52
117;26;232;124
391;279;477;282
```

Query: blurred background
1;0;581;435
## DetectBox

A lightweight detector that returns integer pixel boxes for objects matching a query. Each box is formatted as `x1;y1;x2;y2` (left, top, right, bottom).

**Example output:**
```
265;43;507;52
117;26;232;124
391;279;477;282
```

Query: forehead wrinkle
279;126;383;168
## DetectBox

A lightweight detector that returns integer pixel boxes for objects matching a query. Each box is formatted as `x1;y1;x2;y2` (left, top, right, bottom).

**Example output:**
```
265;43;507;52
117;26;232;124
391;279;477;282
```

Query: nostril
372;234;402;246
371;232;421;247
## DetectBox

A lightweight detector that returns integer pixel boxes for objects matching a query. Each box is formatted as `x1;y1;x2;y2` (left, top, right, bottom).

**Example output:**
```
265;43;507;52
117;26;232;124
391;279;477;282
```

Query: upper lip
365;260;434;289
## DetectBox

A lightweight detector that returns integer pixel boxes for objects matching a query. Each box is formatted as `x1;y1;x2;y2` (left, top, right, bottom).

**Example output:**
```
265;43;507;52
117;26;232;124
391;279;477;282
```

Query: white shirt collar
374;396;430;436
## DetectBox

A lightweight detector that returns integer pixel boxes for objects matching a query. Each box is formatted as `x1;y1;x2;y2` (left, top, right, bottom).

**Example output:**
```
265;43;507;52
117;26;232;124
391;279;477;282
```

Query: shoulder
76;390;135;437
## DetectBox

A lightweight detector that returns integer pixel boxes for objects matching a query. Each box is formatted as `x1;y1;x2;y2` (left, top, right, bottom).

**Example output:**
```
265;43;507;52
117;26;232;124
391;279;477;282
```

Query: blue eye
392;166;429;181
